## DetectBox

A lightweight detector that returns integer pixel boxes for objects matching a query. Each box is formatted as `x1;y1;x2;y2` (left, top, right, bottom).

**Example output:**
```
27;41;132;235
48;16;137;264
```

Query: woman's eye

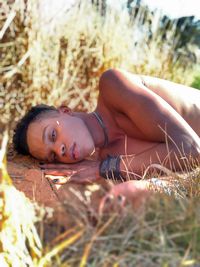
52;129;56;142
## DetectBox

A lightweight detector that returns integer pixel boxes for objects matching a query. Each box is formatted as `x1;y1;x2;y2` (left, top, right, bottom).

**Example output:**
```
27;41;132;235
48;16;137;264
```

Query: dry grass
1;0;200;266
0;0;199;134
0;133;42;266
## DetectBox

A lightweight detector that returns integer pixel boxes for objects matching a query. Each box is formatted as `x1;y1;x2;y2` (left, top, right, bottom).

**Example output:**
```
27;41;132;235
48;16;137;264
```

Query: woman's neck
73;111;106;148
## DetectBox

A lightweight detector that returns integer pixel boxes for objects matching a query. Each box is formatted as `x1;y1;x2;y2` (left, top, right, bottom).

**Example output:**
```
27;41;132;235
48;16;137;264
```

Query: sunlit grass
1;0;199;133
0;133;42;266
0;0;200;266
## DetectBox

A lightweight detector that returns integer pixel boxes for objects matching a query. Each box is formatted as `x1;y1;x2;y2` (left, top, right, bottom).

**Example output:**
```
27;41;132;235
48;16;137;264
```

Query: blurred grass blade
79;215;115;267
0;131;12;185
0;131;42;266
38;228;84;267
0;11;16;40
182;260;196;266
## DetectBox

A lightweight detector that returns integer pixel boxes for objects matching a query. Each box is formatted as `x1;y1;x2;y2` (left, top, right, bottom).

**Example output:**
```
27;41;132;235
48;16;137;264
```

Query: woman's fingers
44;169;93;185
39;159;90;169
44;169;76;176
46;175;71;184
40;163;71;169
98;193;126;216
98;194;114;215
68;176;93;184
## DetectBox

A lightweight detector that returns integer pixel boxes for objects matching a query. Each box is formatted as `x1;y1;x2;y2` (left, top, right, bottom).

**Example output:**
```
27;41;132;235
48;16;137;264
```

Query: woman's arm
99;69;200;168
118;141;199;180
99;175;189;213
99;175;189;212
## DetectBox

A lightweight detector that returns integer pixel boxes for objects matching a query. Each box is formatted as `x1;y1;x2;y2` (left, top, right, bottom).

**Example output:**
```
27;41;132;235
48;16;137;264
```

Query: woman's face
26;111;95;163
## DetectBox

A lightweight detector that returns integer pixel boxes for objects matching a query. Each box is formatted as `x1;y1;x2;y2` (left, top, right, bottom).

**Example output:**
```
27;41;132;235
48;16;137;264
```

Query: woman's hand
40;160;101;184
99;180;152;214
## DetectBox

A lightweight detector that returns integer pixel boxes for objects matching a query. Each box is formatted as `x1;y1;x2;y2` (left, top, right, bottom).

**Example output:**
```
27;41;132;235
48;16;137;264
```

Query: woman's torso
96;78;200;158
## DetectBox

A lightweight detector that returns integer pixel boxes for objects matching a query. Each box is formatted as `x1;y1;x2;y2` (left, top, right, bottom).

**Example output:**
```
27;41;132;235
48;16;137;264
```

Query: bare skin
26;68;200;205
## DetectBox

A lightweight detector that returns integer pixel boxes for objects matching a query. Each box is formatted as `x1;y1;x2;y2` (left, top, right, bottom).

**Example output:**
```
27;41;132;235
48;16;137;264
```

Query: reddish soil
7;151;109;227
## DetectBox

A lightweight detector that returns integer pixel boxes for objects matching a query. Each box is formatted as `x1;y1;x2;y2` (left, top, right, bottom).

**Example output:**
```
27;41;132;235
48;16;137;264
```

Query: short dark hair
13;104;57;155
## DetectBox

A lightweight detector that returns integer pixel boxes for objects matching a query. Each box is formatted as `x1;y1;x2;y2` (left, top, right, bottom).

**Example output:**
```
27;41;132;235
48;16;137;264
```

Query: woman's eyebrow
42;125;48;144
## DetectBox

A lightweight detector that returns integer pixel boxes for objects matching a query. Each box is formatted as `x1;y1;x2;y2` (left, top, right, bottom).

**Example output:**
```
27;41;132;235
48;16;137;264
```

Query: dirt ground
7;149;109;227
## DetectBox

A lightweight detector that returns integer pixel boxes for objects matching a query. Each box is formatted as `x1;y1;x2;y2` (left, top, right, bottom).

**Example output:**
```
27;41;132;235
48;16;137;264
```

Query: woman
13;69;200;203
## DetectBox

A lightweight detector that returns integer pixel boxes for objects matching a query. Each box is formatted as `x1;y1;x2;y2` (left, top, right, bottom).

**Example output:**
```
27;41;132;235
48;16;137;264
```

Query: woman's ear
58;106;72;115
